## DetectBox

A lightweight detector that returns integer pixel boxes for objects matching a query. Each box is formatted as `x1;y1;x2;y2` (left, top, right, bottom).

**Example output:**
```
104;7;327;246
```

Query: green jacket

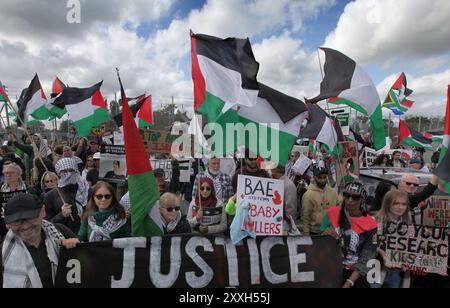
78;208;130;242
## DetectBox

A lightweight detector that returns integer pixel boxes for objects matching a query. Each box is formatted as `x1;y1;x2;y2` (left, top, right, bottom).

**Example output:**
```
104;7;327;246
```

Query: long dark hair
82;181;126;221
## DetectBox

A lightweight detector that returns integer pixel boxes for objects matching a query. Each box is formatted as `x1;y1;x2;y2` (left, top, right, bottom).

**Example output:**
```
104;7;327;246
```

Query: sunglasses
45;179;56;184
95;194;112;200
343;192;362;201
200;186;211;191
405;182;419;187
164;206;181;212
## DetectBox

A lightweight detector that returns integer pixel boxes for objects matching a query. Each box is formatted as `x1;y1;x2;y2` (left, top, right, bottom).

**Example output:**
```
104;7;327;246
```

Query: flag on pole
17;74;51;123
399;120;433;151
118;70;163;237
309;48;386;150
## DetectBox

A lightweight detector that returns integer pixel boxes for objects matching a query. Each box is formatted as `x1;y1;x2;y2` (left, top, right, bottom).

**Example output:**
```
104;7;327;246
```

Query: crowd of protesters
0;126;448;288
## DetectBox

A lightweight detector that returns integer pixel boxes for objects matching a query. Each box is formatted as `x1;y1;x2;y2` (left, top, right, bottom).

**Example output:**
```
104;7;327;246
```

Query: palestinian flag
0;81;8;102
435;86;450;194
135;96;153;127
17;74;51;123
299;104;343;155
46;77;67;118
191;32;260;122
399;120;433;151
212;83;308;166
114;95;146;127
118;73;163;237
425;131;444;144
309;48;386;150
383;73;414;115
49;81;110;137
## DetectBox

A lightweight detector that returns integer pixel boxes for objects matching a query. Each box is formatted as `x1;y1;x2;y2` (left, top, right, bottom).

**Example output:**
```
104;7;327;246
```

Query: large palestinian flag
210;83;308;165
435;86;450;194
309;48;386;150
383;72;414;115
48;81;110;137
118;73;163;237
191;32;260;122
17;74;51;123
399;120;433;151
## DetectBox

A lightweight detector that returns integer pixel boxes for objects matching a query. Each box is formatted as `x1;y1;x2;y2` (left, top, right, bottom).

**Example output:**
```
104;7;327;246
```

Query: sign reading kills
237;175;284;236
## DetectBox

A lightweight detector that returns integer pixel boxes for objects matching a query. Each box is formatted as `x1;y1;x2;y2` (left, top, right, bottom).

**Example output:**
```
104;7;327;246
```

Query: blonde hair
376;189;412;225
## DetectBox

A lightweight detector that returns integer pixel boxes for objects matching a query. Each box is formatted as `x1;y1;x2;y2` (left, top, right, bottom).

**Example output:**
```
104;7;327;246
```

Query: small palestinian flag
48;81;110;137
46;77;68;118
383;73;414;116
309;48;386;150
425;131;444;144
17;74;51;123
399;120;433;151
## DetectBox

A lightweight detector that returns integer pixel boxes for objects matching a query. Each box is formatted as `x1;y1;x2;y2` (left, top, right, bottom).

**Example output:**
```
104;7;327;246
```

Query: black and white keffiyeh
1;220;65;288
56;158;89;216
88;214;127;242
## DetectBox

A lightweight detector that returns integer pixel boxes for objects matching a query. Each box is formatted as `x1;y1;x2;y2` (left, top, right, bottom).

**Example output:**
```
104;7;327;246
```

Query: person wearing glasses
78;181;129;242
321;182;378;288
159;192;191;235
1;193;79;288
187;177;226;235
398;174;439;224
44;158;89;234
40;171;58;199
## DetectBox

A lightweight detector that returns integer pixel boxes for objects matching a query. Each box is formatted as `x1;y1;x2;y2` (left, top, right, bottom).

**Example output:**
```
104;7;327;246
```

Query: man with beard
193;157;233;204
43;158;89;234
231;150;270;193
300;165;339;235
1;194;79;288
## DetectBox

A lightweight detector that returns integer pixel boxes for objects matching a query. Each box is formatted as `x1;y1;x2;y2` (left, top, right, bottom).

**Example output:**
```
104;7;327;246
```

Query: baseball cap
409;158;422;164
4;193;43;224
93;152;101;160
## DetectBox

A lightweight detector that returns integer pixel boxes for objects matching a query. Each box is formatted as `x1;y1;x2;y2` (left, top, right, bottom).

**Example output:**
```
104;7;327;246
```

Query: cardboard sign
191;206;223;226
364;148;378;167
336;141;359;187
140;129;178;155
113;127;124;145
237;175;284;236
423;196;450;228
292;154;312;175
99;145;127;184
178;159;192;183
380;223;449;276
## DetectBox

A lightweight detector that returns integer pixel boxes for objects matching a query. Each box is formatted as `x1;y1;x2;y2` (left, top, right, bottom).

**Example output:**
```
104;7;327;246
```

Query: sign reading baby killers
379;222;449;276
55;235;343;288
140;129;178;155
237;175;284;236
423;196;450;228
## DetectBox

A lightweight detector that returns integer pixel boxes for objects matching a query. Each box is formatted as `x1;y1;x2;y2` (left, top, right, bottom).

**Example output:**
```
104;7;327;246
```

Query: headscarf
31;134;52;159
194;177;218;208
55;158;89;213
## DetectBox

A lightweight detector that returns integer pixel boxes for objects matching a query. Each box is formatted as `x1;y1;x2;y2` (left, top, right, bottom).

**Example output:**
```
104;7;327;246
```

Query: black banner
55;235;342;288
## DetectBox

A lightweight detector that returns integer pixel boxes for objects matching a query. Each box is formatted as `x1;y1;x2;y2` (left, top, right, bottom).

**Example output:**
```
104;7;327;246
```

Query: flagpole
2;89;72;220
388;112;391;142
317;47;346;191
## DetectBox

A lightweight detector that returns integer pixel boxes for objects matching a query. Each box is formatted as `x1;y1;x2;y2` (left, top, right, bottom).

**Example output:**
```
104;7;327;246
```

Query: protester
0;194;79;288
389;151;407;168
44;158;89;234
270;165;298;220
372;154;390;167
86;153;100;187
62;146;84;172
285;151;300;178
370;180;398;213
78;181;129;242
81;155;95;182
321;182;378;288
31;157;56;195
40;170;58;193
10;133;52;163
159;192;191;235
192;157;233;204
187;177;226;235
232;150;270;193
67;126;79;147
374;190;412;288
301;165;339;235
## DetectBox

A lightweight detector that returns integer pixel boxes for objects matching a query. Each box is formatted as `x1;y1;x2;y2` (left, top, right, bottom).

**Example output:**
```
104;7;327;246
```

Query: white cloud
324;0;450;64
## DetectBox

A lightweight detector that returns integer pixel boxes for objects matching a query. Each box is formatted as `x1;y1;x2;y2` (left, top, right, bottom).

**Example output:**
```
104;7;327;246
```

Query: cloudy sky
0;0;449;118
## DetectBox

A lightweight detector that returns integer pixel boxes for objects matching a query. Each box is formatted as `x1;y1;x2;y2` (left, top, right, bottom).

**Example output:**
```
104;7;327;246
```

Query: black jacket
163;216;191;235
409;183;438;210
43;185;82;235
